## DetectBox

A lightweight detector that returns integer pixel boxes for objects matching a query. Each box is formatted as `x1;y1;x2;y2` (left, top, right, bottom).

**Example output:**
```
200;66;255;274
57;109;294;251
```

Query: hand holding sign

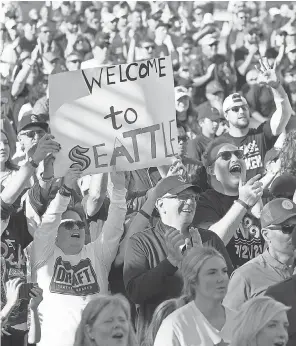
63;167;82;190
30;134;61;164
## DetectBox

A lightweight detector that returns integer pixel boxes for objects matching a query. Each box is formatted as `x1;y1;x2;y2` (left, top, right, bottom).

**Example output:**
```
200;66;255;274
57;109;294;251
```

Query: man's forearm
237;54;254;76
192;73;211;87
209;203;247;245
28;308;41;344
270;85;292;135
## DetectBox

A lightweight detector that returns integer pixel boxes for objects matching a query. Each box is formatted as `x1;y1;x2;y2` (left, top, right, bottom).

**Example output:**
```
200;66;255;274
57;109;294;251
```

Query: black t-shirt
1;204;32;328
193;189;264;269
223;120;277;180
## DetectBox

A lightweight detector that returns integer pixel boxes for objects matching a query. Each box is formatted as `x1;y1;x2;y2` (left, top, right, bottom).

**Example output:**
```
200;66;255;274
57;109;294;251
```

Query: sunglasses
229;105;248;112
163;193;199;201
178;135;189;143
20;130;46;138
59;220;85;230
213;150;244;163
268;224;296;235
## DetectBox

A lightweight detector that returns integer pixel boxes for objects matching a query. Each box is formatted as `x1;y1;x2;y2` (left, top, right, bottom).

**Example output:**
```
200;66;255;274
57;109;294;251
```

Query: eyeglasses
229;105;248;112
163;193;199;201
178;135;189;143
59;220;85;230
213;150;244;163
20;130;46;138
268;224;296;235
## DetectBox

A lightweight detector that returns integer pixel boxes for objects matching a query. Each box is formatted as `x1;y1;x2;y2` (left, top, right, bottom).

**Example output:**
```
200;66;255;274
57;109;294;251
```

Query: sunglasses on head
21;130;46;138
268;224;296;235
214;149;244;163
60;220;85;230
229;105;248;112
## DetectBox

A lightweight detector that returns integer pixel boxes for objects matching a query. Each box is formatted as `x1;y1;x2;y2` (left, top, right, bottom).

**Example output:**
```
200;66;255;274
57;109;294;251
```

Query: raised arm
257;58;293;136
31;167;81;271
91;171;127;275
85;173;108;217
208;175;263;245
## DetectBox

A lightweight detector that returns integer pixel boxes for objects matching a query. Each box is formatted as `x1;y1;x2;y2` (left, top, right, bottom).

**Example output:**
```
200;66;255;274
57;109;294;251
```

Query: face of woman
195;256;229;301
90;304;129;346
0;132;10;165
256;311;289;346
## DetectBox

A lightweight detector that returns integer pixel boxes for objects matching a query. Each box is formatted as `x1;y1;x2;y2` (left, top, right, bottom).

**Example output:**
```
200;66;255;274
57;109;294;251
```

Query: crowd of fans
1;1;296;346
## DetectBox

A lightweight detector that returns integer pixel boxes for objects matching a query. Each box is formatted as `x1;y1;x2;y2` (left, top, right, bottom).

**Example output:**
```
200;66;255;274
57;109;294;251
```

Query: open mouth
112;332;124;339
274;342;285;346
229;164;242;175
71;233;80;239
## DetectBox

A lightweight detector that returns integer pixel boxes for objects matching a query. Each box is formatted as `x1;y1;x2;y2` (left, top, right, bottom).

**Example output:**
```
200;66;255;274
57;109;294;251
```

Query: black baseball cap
17;113;49;134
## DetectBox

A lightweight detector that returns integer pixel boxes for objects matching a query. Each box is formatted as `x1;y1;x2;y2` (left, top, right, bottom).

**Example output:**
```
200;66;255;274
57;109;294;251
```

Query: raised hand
63;167;82;190
29;285;43;310
30;134;61;164
256;57;280;89
165;227;185;267
239;174;263;208
110;171;125;190
5;278;22;308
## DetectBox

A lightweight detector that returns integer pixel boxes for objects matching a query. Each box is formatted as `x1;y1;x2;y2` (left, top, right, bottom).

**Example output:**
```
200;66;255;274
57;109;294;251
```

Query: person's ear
84;324;95;341
261;228;270;243
155;198;164;213
223;112;229;122
206;165;215;176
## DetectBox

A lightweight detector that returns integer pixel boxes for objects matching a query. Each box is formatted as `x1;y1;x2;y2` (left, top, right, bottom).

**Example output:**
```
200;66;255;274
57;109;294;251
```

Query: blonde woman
154;246;235;346
231;296;290;346
143;296;189;346
73;294;138;346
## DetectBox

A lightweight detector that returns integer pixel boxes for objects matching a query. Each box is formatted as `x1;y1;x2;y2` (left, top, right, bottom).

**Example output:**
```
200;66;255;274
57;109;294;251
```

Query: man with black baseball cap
124;175;233;345
222;58;293;180
266;229;296;346
224;198;296;311
14;113;49;166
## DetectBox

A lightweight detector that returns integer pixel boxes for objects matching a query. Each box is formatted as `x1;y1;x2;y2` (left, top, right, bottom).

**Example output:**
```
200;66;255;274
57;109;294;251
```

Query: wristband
40;173;54;182
28;157;39;168
234;199;249;211
139;209;151;220
59;185;72;197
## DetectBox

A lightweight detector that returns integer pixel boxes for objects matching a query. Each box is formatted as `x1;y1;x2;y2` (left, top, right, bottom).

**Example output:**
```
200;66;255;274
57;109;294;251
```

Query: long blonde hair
231;296;290;346
143;296;189;346
181;246;226;300
73;294;138;346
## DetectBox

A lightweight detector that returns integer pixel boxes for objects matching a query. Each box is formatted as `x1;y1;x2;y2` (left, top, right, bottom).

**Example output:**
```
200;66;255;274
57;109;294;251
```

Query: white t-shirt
154;301;236;346
30;188;126;346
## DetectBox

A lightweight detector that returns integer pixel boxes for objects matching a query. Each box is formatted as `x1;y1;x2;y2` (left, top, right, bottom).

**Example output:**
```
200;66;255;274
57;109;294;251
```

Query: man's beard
234;119;250;129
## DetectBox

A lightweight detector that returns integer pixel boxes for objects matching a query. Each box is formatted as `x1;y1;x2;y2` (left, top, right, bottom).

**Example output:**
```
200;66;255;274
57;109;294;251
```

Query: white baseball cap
223;93;248;113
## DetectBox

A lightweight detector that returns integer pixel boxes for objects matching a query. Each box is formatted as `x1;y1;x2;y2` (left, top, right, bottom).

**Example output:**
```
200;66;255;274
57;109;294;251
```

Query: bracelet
139;209;151;220
40;173;54;182
62;184;72;193
59;185;72;197
28;157;39;168
234;199;249;211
